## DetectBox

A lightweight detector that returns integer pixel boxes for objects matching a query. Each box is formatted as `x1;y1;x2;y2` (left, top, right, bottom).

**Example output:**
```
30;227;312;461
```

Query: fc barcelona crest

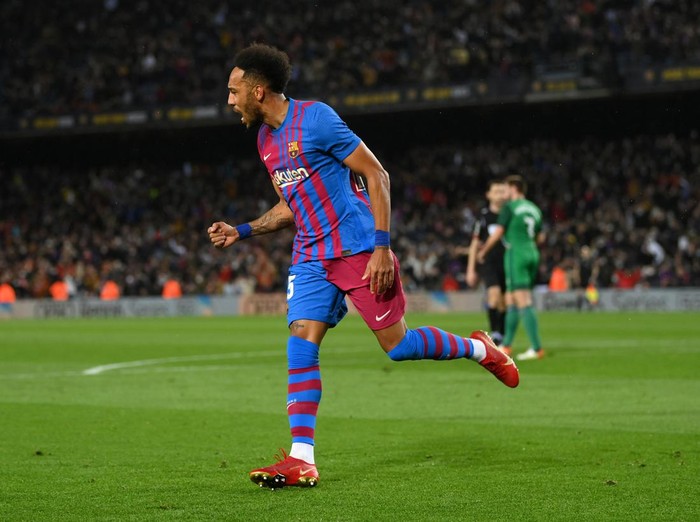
288;141;299;158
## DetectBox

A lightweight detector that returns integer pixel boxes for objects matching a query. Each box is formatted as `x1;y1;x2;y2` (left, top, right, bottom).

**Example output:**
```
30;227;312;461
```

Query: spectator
0;282;16;303
49;278;69;301
100;280;121;300
162;278;183;299
549;265;569;292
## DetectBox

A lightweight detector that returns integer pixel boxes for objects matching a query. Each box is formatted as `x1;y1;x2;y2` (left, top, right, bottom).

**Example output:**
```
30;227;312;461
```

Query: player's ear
253;84;265;102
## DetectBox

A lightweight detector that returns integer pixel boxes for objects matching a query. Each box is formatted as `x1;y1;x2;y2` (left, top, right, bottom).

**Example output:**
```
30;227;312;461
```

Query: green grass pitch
1;312;699;521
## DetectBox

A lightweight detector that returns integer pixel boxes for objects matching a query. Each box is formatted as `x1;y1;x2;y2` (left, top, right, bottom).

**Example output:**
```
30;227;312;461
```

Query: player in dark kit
478;175;545;361
466;180;507;349
208;44;519;489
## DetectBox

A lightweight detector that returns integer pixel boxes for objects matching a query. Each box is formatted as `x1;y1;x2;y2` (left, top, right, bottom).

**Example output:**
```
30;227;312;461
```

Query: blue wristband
235;223;252;240
375;230;390;248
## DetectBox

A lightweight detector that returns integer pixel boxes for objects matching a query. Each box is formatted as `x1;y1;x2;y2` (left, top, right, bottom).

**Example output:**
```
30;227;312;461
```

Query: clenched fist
208;222;239;249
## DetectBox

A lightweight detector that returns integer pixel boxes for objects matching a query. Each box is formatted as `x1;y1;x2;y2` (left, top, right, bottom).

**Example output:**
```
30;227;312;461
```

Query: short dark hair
487;178;505;190
505;175;527;195
233;44;291;93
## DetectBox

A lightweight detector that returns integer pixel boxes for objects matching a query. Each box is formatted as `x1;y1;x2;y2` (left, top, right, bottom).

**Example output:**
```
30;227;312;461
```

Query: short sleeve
311;103;361;161
498;204;512;229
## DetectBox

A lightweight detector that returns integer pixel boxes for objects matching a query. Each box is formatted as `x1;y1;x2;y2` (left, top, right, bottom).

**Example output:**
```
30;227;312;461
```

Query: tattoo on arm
250;201;294;235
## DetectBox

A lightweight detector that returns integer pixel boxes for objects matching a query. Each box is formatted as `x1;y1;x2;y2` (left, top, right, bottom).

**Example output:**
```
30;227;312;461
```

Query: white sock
470;339;486;362
290;442;315;464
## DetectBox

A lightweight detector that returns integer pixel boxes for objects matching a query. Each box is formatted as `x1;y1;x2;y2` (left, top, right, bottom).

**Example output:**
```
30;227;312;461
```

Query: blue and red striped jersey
257;98;375;264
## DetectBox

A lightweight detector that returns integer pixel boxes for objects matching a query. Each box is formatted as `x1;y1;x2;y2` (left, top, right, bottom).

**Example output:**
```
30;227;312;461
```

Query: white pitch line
83;338;658;377
82;346;374;377
1;347;369;380
82;350;284;376
111;364;240;375
0;370;84;380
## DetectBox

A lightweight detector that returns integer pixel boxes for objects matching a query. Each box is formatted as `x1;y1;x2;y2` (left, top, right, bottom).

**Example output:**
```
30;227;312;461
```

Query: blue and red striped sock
287;337;321;462
387;327;485;361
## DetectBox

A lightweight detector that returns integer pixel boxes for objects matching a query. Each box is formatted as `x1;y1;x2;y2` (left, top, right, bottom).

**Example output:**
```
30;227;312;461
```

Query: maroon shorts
287;252;406;330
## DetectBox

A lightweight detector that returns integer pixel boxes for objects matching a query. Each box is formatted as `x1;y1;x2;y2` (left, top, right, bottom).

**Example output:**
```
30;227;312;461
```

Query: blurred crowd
389;131;700;293
1;131;698;299
2;0;700;120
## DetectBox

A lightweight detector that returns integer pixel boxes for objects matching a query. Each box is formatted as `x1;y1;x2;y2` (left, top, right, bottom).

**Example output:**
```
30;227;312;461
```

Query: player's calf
386;327;519;388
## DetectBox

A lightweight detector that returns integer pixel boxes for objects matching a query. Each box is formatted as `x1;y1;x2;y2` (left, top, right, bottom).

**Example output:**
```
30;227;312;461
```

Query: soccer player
478;175;545;361
466;179;507;348
208;44;520;489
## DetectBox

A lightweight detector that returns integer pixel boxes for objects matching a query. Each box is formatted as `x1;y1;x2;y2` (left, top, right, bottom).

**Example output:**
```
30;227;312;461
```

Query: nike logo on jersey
375;310;392;322
263;153;272;160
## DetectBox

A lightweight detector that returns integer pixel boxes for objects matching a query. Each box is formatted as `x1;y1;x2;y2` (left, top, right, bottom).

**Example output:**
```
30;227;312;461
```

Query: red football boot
249;449;319;489
471;330;520;388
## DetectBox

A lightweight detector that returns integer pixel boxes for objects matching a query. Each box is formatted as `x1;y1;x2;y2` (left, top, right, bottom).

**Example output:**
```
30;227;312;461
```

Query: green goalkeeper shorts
504;247;540;291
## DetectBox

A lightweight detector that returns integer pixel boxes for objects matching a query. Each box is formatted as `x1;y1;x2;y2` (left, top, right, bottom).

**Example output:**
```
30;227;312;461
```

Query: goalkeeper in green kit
478;175;545;361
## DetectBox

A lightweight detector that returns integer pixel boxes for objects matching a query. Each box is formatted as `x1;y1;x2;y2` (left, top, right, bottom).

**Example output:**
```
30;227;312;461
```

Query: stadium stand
1;132;698;297
2;0;700;119
1;1;699;298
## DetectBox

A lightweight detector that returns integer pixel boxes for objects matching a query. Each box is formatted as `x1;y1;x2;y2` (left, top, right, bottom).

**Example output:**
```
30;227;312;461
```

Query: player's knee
486;287;502;307
288;319;328;345
287;336;319;369
513;291;533;308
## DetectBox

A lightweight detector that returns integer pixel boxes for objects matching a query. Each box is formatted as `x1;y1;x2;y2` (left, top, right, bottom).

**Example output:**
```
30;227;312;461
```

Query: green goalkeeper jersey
497;198;542;251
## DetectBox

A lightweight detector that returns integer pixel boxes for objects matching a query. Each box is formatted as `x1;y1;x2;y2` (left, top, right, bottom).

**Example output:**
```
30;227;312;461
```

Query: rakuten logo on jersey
272;167;310;188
